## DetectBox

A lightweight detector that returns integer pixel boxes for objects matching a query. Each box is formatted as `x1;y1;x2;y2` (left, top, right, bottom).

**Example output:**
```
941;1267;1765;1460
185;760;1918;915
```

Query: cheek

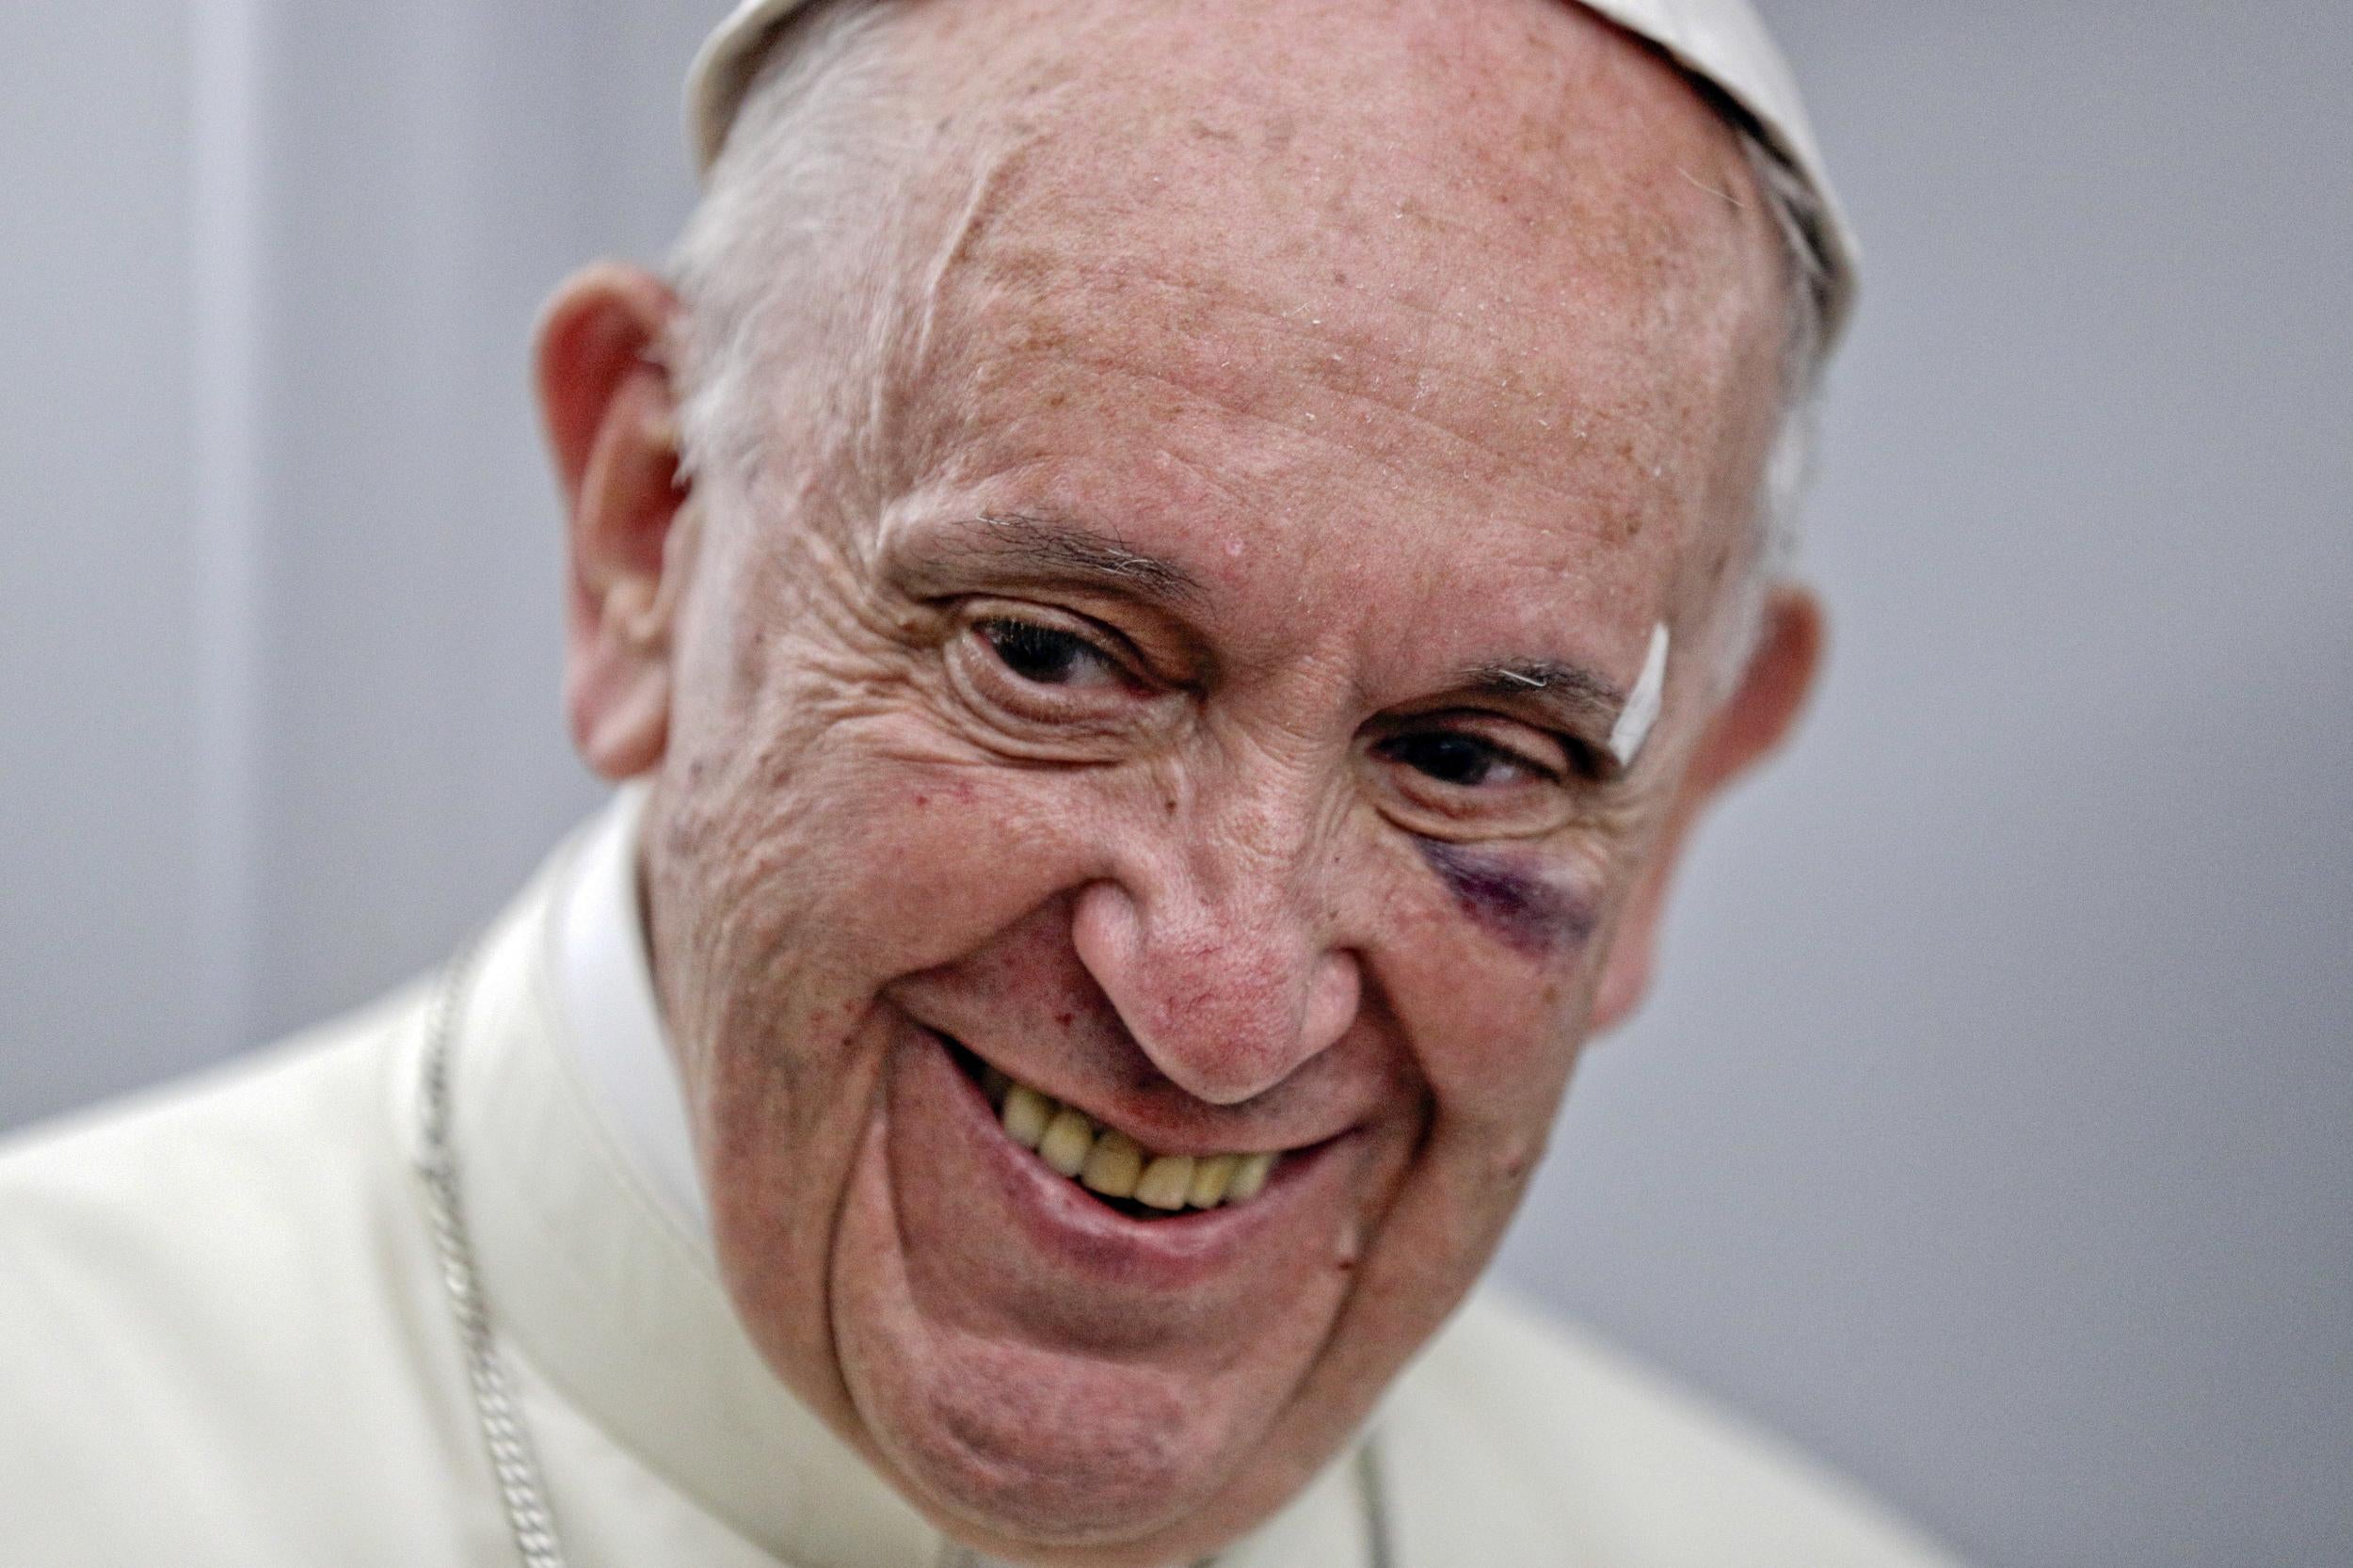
710;738;1112;994
1381;839;1608;1130
1411;839;1600;959
839;769;1105;961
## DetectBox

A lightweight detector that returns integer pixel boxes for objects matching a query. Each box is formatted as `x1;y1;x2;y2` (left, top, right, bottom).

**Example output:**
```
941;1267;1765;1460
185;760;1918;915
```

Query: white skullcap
685;0;1859;345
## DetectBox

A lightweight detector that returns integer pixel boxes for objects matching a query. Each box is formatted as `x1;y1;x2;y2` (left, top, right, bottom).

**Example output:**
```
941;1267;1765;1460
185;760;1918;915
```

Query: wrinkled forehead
894;2;1776;323
851;0;1789;517
955;5;1751;216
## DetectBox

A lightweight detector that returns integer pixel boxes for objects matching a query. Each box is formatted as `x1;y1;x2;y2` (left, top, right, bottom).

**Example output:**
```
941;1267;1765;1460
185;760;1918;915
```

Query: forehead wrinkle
968;244;1660;436
904;162;1750;459
871;5;1776;328
801;0;1786;627
872;153;1772;562
923;288;1706;568
913;127;1766;383
868;120;1063;494
970;336;1554;518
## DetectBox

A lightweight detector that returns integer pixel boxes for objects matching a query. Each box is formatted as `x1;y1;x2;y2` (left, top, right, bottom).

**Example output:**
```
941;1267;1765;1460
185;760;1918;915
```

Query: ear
536;263;693;781
1586;584;1826;1035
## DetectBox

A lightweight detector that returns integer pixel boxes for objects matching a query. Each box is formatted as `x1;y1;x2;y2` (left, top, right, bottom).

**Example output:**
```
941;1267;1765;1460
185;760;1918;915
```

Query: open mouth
941;1038;1281;1222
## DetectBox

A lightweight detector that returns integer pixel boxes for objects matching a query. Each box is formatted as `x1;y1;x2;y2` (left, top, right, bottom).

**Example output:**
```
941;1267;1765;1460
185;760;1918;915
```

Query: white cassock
0;792;1961;1568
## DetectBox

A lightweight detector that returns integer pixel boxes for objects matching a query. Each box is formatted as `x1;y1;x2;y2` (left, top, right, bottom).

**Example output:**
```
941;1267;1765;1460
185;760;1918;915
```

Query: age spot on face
1413;839;1597;959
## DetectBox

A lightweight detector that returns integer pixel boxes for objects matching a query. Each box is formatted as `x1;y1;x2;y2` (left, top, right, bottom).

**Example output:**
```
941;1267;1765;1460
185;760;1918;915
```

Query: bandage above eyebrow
1607;623;1671;769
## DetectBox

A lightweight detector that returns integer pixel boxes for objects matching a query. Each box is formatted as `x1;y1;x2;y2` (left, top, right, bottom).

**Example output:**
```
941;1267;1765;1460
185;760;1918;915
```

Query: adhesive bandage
1607;622;1671;770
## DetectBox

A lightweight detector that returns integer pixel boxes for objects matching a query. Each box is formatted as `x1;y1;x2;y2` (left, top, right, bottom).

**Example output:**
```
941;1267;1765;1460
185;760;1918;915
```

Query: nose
1069;776;1363;1106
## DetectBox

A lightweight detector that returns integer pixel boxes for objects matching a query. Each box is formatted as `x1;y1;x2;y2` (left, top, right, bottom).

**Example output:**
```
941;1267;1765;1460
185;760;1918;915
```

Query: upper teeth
989;1075;1276;1210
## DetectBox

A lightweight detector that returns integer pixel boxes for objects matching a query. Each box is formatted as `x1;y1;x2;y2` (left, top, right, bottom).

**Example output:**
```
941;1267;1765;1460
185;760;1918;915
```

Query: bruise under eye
1415;839;1598;957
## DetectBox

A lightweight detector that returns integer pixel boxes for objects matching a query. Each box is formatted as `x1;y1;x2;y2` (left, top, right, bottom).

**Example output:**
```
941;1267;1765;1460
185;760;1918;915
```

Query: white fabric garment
0;811;1963;1568
553;783;708;1241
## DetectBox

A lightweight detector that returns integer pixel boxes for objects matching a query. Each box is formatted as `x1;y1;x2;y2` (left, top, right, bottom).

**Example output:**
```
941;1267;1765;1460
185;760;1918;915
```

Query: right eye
943;601;1167;745
975;616;1124;690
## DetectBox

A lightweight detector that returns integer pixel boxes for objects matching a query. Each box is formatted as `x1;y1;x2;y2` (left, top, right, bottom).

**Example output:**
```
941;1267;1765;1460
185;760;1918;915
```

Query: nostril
1069;878;1145;1000
1299;949;1362;1059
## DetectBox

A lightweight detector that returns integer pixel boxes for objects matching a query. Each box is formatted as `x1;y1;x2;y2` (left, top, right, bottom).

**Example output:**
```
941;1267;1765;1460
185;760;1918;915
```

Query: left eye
1374;730;1544;789
976;617;1121;687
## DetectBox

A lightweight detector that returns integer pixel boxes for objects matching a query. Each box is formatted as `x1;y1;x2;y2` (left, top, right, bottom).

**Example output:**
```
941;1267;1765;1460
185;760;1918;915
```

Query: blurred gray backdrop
3;3;2346;1564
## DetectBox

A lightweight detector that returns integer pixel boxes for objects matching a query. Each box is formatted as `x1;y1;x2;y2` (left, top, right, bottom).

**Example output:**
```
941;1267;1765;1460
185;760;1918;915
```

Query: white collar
553;784;712;1244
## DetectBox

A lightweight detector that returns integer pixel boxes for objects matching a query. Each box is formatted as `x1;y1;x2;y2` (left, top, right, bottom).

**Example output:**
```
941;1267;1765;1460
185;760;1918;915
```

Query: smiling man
1;1;1960;1565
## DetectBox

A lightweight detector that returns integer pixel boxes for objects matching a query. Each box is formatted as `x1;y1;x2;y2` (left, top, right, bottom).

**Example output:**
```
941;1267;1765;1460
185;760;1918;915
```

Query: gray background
3;3;2345;1563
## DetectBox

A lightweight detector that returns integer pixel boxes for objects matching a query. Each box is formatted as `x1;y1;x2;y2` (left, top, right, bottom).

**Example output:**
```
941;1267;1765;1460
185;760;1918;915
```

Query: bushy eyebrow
895;509;1208;607
1458;660;1629;751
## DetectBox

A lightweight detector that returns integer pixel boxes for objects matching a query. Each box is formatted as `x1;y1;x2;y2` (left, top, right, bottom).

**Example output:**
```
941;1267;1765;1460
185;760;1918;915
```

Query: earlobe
535;264;694;782
1585;586;1827;1036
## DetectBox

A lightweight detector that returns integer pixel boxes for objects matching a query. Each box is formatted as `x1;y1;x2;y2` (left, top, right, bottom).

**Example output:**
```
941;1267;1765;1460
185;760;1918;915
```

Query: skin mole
1413;838;1598;959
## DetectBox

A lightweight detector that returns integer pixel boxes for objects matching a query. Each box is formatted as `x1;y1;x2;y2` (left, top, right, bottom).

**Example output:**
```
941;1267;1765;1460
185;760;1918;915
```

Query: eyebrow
895;510;1209;607
1459;659;1629;750
892;511;1632;753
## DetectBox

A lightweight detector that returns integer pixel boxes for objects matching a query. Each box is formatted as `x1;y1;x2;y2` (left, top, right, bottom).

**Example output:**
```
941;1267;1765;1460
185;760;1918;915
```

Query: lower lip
896;1026;1345;1293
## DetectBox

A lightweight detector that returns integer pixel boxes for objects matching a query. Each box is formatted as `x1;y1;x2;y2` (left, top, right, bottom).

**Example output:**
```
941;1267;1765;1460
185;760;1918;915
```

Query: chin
847;1322;1257;1551
810;1020;1354;1560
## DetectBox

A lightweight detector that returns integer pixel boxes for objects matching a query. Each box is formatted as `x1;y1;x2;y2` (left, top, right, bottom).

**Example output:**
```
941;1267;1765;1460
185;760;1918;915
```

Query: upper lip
935;1028;1353;1160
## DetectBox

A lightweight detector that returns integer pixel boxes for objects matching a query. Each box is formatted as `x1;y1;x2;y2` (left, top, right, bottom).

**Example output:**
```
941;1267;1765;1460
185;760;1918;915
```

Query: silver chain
416;943;570;1568
413;947;1393;1568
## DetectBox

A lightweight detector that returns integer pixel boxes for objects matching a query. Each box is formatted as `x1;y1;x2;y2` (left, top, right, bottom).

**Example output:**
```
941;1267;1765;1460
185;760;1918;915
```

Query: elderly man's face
540;0;1814;1560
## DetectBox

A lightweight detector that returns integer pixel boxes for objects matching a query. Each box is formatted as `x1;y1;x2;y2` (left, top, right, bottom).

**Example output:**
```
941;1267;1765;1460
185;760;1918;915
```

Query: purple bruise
1414;840;1597;957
